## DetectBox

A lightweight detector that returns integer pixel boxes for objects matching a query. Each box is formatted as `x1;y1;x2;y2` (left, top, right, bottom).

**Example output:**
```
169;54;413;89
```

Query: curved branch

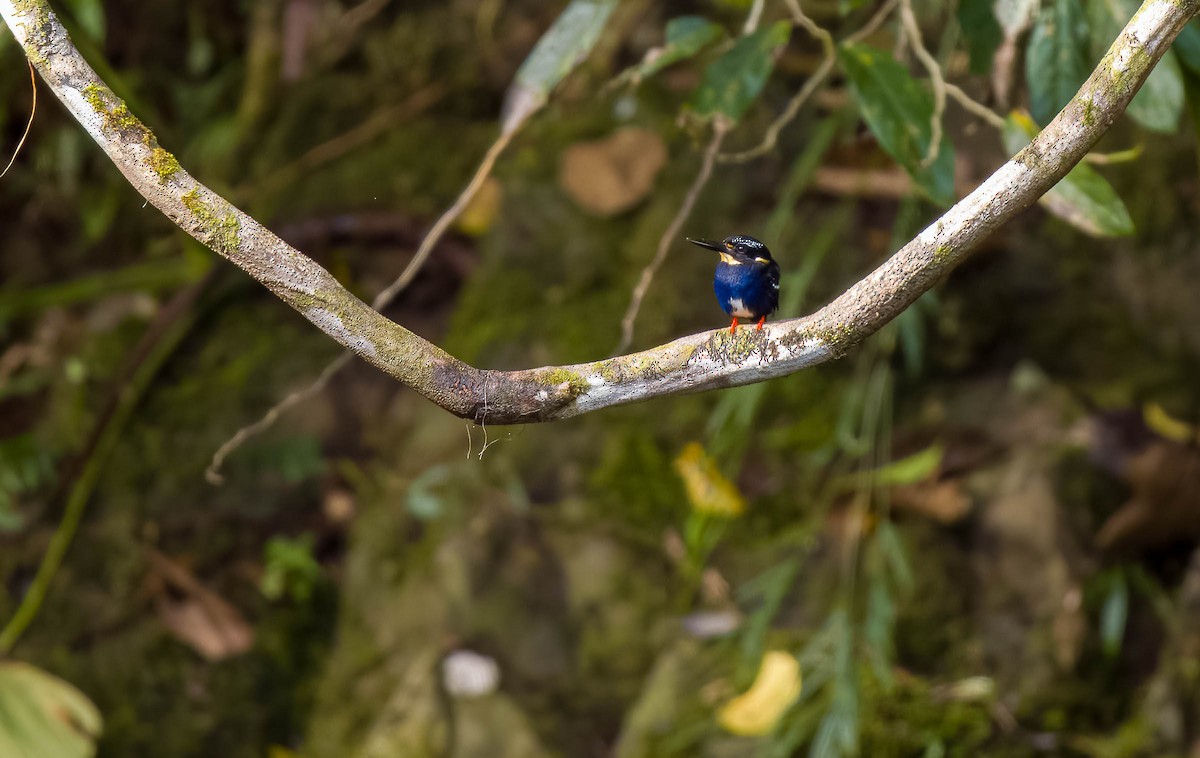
3;0;1197;424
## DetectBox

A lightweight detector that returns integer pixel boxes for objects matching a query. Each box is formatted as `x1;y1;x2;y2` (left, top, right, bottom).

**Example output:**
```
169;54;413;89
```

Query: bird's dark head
687;235;773;265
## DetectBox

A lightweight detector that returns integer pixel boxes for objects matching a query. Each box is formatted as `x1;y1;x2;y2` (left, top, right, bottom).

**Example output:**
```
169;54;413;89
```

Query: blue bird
687;235;780;333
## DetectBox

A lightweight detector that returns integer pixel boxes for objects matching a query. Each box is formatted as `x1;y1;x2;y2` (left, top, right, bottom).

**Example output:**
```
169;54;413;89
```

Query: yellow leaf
717;650;802;735
455;177;502;237
1143;401;1200;445
673;442;746;517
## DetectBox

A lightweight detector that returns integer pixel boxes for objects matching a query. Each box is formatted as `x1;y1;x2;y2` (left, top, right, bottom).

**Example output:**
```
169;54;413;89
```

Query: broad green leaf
1026;0;1089;126
1089;0;1183;132
1174;20;1200;75
501;0;618;134
1003;112;1134;237
0;662;102;758
957;0;1002;74
838;42;956;206
617;16;724;86
690;21;791;124
1129;52;1184;132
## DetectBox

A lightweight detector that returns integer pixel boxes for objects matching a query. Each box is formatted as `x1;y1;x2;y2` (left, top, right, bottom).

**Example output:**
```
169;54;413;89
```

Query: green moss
13;0;52;66
11;0;48;12
181;187;240;254
538;367;587;396
811;322;856;350
147;147;180;182
706;327;765;365
82;82;144;135
1079;96;1097;128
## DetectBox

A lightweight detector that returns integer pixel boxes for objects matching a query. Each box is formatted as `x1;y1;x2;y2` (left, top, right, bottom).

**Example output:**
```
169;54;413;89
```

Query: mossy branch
2;0;1197;424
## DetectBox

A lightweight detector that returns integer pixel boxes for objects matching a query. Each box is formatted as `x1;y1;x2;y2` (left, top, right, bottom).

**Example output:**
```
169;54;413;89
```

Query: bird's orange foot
756;316;765;331
729;317;739;333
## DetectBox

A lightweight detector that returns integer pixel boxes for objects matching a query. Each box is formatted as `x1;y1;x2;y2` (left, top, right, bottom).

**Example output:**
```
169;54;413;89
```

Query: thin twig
898;0;945;168
615;125;728;354
742;0;767;35
206;351;350;484
0;59;35;179
845;0;900;44
371;128;515;312
209;124;517;482
720;0;836;164
944;81;1006;130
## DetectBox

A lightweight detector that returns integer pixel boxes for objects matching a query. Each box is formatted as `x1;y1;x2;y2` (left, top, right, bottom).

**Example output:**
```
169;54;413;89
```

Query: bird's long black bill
686;237;725;253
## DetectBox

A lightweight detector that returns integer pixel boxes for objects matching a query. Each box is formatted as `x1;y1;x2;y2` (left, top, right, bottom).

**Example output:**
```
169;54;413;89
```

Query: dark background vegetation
3;0;1200;756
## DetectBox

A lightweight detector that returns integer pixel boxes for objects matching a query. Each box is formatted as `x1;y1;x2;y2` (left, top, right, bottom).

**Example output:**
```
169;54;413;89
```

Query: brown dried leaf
1096;442;1200;555
558;127;667;217
148;550;254;661
892;480;971;524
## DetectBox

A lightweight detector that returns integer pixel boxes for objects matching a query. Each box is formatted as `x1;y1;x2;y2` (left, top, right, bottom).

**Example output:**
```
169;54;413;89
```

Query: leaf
957;0;1002;74
500;0;618;134
1088;0;1183;132
1143;401;1200;444
455;177;503;236
1003;111;1134;237
1100;574;1129;657
148;551;254;661
0;662;102;758
617;16;725;86
717;650;802;735
1026;0;1089;126
838;42;956;206
874;444;943;487
673;442;746;517
1128;52;1184;132
558;127;668;216
690;21;791;124
1174;20;1200;75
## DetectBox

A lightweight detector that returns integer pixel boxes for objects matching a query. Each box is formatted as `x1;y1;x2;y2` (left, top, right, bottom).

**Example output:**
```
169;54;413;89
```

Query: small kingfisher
687;235;780;333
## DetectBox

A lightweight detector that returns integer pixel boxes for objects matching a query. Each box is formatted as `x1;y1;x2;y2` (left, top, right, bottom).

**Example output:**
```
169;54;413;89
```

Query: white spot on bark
61;88;108;145
1112;45;1134;75
305;307;377;359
